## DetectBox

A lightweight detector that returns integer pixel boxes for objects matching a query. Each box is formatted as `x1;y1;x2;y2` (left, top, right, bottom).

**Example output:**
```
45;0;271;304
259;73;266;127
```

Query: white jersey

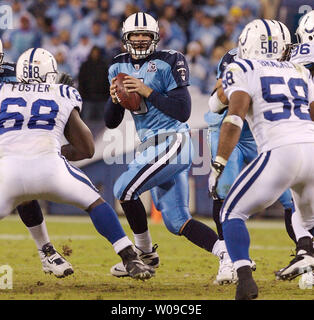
290;42;314;67
0;82;82;157
222;58;314;154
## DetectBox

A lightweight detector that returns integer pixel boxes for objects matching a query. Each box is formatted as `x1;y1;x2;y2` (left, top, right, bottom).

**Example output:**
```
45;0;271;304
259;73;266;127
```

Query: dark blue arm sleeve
146;86;191;122
104;98;125;129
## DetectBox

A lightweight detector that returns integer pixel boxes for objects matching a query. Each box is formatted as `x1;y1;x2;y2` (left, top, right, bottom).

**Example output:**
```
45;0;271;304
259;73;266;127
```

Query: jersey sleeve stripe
243;59;254;70
233;61;247;73
65;85;71;99
59;85;64;97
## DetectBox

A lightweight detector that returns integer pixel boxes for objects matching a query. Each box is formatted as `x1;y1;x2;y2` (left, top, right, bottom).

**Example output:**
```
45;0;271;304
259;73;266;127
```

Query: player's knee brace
17;200;43;227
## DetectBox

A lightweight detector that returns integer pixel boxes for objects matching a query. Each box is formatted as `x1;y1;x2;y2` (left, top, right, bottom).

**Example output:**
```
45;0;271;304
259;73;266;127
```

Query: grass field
0;215;312;300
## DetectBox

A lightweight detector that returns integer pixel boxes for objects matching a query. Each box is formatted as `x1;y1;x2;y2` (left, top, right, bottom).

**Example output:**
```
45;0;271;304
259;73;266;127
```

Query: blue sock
222;218;250;262
89;202;126;244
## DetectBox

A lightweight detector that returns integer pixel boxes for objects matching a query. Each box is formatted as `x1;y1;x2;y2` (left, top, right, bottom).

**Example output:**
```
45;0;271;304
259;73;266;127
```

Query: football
115;73;141;111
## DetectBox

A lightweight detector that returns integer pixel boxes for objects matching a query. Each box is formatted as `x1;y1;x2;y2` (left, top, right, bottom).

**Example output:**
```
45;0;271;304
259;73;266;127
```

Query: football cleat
276;237;314;281
299;270;314;289
235;266;258;300
214;251;237;285
111;244;159;278
39;243;74;278
214;253;257;285
118;245;155;280
275;251;314;280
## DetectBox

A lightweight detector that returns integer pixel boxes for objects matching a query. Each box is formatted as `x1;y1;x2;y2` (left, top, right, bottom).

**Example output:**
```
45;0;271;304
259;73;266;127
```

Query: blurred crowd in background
0;0;309;124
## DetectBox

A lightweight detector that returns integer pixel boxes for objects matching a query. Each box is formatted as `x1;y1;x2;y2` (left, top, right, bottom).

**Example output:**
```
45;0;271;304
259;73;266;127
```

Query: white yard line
3;215;287;229
0;234;97;240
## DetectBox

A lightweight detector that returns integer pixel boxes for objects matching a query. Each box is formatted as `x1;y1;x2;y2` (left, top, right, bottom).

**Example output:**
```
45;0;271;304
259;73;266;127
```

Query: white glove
208;160;225;200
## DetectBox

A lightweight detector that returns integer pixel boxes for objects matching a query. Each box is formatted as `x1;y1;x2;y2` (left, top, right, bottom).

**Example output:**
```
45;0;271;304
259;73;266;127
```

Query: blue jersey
216;47;238;80
0;62;16;83
204;48;254;143
108;50;190;142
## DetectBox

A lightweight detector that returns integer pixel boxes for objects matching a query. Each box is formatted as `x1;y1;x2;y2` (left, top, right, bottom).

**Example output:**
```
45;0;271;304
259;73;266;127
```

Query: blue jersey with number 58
222;58;314;153
108;50;190;142
0;82;82;157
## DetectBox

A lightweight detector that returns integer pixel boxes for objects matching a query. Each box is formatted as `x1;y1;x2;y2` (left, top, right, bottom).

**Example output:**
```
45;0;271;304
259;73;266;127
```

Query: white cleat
214;252;257;285
299;270;314;289
39;243;74;278
111;244;159;278
276;250;314;281
214;251;237;285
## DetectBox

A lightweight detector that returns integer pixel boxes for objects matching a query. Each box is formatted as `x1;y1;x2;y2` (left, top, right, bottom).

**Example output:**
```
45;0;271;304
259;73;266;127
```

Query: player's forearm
146;86;191;122
216;122;241;162
104;98;125;128
61;144;94;161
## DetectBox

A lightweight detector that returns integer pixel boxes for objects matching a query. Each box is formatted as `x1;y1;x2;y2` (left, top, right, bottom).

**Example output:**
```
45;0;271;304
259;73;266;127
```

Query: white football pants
0;153;100;218
221;143;314;234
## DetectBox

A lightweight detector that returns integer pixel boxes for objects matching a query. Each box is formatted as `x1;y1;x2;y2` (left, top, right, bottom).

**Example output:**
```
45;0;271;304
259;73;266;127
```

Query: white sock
112;236;133;254
292;210;313;241
212;240;227;257
234;259;251;271
27;220;50;250
133;230;153;253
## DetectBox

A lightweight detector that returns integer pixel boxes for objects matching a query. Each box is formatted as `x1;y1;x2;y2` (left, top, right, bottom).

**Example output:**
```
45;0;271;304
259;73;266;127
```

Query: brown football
115;73;141;111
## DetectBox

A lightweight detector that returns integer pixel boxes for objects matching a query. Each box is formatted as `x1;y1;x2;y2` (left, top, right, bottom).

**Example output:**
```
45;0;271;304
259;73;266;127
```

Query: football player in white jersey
291;10;314;76
282;9;314;288
0;39;76;279
208;19;314;299
0;48;155;280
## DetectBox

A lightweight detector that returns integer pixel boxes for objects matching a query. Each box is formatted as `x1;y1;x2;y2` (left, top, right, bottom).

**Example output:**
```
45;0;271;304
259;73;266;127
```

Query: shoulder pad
112;52;131;64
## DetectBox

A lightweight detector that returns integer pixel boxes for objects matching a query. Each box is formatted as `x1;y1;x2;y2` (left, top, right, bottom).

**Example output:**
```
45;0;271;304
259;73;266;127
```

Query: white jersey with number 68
0;82;82;157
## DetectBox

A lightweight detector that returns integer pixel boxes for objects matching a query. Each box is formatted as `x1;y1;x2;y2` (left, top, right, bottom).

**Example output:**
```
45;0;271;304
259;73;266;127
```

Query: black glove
208;160;225;201
56;72;74;86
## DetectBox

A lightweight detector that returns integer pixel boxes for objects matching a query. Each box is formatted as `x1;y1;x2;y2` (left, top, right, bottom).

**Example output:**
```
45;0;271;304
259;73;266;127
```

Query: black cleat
235;266;258;300
111;244;159;277
119;246;155;280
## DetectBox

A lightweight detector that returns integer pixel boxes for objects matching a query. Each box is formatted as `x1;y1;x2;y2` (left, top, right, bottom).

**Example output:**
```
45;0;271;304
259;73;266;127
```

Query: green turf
0;215;312;300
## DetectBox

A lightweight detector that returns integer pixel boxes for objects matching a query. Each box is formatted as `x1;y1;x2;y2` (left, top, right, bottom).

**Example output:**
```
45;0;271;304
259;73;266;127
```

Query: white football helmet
238;19;286;60
274;20;291;46
273;20;293;61
296;10;314;43
122;12;159;59
16;48;58;84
